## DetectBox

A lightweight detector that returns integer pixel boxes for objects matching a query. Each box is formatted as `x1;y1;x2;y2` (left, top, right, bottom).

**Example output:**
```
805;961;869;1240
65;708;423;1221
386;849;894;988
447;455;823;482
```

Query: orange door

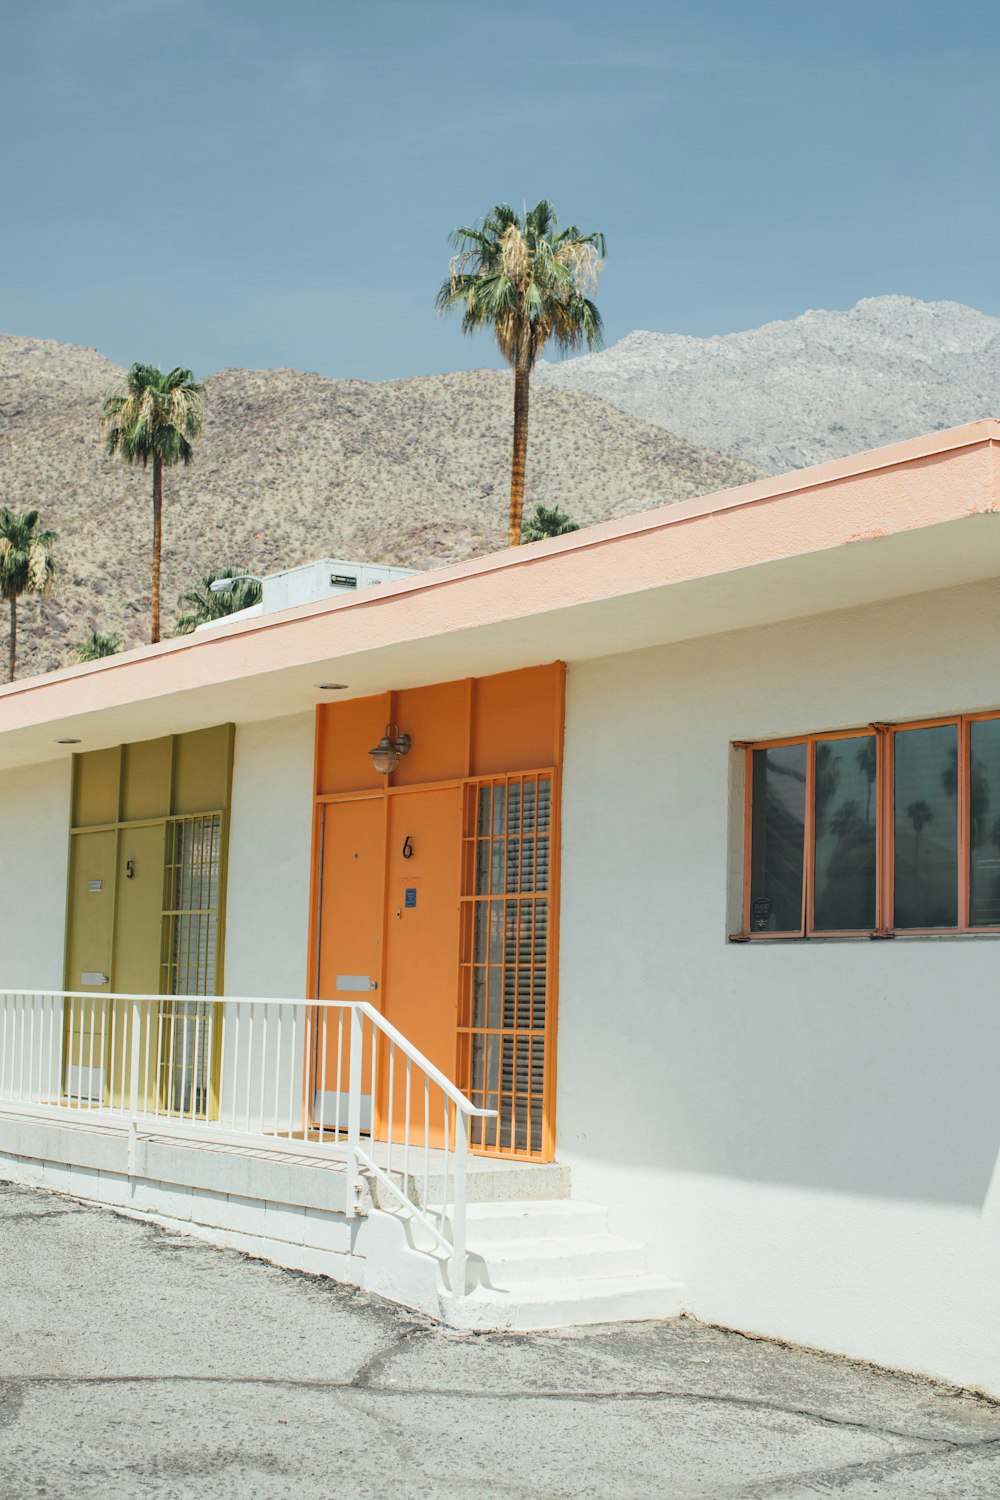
379;787;463;1145
313;798;384;1133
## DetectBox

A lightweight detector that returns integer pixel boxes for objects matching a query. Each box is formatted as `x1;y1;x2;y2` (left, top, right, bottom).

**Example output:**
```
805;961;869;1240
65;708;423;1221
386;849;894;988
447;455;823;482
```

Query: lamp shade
369;724;411;775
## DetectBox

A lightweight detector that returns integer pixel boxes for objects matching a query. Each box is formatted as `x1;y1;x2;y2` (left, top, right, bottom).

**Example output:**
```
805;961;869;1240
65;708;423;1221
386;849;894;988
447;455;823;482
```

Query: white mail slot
335;975;373;992
81;971;108;986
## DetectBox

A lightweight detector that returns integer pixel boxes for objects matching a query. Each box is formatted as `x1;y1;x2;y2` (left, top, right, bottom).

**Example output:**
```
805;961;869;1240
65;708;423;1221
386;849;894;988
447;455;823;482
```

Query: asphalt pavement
2;1177;1000;1499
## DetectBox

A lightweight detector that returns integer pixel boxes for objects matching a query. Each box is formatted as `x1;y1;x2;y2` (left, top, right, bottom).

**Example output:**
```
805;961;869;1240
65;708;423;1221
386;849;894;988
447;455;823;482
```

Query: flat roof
2;418;999;772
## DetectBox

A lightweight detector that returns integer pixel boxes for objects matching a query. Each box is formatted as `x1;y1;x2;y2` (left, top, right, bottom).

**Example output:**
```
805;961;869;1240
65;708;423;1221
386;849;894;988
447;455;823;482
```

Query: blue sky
2;0;998;380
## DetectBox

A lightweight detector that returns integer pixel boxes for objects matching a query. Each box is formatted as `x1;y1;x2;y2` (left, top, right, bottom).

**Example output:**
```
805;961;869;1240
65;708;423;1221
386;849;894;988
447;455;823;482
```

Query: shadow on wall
564;955;1000;1210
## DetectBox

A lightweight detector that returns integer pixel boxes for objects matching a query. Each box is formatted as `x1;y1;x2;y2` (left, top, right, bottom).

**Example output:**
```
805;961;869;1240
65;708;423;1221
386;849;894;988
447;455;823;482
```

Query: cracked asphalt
2;1181;1000;1498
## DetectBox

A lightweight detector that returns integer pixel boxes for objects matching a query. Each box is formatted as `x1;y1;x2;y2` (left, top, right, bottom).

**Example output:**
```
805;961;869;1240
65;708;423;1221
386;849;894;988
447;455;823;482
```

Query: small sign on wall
405;888;417;909
751;896;772;930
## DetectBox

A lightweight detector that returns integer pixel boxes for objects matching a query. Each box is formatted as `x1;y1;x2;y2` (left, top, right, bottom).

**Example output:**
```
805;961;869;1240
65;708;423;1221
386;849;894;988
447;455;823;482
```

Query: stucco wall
0;758;71;989
225;712;315;1000
220;713;315;1130
558;576;1000;1394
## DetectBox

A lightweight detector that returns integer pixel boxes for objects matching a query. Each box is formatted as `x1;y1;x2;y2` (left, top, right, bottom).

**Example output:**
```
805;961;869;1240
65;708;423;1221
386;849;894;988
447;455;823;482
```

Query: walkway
1;1179;1000;1498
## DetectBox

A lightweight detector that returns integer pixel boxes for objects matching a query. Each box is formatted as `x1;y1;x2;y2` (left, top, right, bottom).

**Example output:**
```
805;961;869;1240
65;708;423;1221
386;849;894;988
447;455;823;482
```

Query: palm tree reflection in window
813;736;877;930
857;738;876;823
906;799;933;862
750;745;806;931
969;719;1000;925
893;725;958;929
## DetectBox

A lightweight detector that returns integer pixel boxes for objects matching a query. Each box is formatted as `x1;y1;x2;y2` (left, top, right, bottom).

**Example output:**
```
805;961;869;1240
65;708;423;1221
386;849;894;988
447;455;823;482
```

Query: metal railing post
345;1005;364;1216
449;1107;469;1298
127;997;142;1178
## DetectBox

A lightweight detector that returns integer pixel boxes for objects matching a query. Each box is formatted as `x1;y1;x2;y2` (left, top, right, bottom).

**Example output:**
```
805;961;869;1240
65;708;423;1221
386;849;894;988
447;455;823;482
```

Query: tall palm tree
0;507;56;683
72;630;123;663
100;364;204;644
175;568;263;634
437;201;606;546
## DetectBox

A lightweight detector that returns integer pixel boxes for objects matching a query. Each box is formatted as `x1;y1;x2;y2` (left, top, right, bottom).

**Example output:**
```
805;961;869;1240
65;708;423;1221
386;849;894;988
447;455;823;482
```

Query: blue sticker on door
405;887;417;908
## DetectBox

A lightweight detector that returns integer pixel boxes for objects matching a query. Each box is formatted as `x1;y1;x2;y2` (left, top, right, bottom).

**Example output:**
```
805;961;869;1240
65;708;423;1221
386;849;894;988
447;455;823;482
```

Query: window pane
893;725;958;929
813;736;877;931
970;718;1000;926
750;744;806;932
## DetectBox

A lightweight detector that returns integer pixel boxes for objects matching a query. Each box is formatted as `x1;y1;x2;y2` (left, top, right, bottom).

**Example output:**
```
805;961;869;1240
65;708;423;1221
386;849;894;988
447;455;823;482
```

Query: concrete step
362;1202;684;1332
369;1159;570;1210
471;1232;649;1286
450;1271;684;1332
463;1199;609;1243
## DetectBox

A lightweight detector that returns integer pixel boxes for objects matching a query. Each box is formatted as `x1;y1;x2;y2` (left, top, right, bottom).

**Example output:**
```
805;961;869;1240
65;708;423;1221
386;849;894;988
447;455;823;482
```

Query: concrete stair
445;1198;683;1331
360;1153;682;1331
364;1148;570;1209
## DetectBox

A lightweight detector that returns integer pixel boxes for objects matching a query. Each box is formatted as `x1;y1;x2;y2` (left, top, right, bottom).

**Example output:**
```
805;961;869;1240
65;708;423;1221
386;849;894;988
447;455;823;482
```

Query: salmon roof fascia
1;416;999;716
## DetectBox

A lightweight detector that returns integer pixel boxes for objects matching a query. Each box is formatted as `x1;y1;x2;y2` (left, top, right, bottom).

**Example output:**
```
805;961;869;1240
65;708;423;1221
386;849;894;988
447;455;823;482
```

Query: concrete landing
1;1105;678;1333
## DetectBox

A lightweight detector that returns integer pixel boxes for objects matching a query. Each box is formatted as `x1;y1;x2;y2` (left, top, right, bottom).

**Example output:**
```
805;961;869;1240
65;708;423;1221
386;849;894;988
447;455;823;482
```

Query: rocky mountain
0;335;761;678
536;296;1000;473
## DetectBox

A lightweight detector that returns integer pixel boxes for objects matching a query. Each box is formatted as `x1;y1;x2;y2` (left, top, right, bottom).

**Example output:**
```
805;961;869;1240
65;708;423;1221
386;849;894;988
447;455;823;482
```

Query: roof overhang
2;419;1000;773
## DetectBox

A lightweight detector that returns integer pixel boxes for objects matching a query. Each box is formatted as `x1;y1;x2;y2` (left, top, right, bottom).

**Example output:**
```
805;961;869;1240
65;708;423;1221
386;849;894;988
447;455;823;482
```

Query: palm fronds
437;200;605;369
521;505;581;543
175;567;262;634
0;506;57;681
101;364;203;466
72;631;123;663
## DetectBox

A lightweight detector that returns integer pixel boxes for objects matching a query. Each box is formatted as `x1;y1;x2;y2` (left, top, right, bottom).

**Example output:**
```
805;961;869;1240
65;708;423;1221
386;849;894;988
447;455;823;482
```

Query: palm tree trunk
508;365;531;547
7;594;16;683
151;452;163;644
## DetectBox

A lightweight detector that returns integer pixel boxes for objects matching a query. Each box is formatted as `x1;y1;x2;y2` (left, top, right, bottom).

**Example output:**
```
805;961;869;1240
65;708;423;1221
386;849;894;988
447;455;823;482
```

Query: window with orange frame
739;713;1000;938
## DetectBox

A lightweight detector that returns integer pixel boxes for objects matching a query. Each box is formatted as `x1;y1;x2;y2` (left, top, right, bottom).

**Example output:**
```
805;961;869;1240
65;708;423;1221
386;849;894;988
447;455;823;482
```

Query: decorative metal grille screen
160;814;222;1116
460;774;553;1157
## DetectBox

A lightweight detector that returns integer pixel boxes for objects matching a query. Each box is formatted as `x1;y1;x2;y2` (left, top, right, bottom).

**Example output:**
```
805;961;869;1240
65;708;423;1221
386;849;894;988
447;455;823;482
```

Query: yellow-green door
64;830;115;1103
109;823;166;1109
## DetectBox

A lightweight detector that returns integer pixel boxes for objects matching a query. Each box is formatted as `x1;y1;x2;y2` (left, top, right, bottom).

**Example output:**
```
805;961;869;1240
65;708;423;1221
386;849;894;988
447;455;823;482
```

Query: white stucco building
3;420;1000;1394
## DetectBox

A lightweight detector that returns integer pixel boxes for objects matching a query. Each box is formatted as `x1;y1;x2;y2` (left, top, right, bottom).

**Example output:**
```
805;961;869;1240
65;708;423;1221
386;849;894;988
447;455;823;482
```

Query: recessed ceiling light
315;683;348;691
55;737;81;745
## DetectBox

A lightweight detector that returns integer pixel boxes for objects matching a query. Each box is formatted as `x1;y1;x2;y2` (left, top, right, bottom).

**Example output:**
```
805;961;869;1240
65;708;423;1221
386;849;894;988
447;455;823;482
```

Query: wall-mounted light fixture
369;723;411;775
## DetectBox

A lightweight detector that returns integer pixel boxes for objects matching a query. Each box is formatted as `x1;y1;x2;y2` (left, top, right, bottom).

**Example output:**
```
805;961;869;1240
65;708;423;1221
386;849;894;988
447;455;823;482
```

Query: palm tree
175;568;263;634
100;364;204;644
521;504;580;543
0;507;56;683
437;201;606;546
72;630;123;663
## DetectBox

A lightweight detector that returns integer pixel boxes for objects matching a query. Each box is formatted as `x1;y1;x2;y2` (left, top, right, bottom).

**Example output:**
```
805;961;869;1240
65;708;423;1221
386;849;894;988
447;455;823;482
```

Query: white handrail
352;1000;494;1119
0;989;495;1299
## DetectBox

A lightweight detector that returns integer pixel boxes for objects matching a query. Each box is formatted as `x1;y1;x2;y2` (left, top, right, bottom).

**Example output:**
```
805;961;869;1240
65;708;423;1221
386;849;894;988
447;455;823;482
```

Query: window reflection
970;719;1000;926
813;736;876;930
893;725;958;929
750;745;806;932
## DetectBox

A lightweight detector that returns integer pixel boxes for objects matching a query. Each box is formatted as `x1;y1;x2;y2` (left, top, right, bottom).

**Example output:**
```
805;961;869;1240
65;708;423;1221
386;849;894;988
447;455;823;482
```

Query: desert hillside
0;335;761;678
536;295;1000;472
